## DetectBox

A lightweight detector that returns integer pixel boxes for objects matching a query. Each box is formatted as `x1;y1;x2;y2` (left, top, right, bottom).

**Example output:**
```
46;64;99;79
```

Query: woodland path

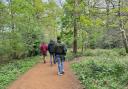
7;60;83;89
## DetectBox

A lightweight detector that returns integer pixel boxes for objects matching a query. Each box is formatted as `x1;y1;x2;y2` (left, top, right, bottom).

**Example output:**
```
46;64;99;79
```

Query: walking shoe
58;72;63;76
61;71;65;74
54;61;56;64
44;60;46;63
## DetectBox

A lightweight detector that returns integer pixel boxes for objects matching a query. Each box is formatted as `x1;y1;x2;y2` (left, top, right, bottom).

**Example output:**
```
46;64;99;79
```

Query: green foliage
65;48;86;61
71;49;128;89
0;56;41;89
0;0;63;61
61;0;128;51
83;49;119;57
80;16;93;27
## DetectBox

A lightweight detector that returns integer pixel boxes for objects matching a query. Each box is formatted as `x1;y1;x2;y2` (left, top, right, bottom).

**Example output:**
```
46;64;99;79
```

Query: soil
7;60;83;89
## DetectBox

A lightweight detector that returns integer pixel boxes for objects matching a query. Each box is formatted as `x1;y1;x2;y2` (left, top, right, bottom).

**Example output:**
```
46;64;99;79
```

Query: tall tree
118;0;128;53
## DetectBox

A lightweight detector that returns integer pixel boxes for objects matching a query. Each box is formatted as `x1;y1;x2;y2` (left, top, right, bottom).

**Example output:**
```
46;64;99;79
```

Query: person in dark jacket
54;37;67;76
48;39;56;66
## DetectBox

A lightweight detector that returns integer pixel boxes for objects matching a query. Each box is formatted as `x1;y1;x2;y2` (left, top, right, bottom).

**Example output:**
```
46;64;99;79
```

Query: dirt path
7;60;83;89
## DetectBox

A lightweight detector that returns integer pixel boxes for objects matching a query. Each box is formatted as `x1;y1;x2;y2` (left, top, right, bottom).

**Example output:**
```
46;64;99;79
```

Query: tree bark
81;30;84;54
73;17;77;54
10;0;15;30
121;29;128;53
105;0;110;31
73;0;78;54
118;0;128;53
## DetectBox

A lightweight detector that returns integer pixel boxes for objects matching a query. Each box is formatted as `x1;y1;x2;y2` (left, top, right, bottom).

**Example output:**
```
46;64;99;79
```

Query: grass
71;49;128;89
65;48;85;61
0;56;41;89
66;48;123;61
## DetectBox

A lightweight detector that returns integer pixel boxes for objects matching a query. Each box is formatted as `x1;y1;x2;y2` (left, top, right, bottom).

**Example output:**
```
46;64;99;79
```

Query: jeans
56;55;64;73
50;54;55;64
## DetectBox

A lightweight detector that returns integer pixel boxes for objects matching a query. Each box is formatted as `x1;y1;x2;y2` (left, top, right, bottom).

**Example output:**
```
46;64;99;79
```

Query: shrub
71;49;128;89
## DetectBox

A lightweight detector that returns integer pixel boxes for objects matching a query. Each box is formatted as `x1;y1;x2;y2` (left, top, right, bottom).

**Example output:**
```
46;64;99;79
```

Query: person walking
40;42;48;63
54;36;67;76
48;39;56;66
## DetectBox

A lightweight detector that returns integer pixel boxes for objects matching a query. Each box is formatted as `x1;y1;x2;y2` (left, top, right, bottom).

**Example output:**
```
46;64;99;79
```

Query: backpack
48;43;55;53
63;46;67;55
55;42;64;54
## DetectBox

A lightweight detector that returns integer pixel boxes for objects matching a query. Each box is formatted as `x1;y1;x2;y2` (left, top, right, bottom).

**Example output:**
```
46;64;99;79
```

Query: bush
71;49;128;89
0;56;41;89
83;49;119;57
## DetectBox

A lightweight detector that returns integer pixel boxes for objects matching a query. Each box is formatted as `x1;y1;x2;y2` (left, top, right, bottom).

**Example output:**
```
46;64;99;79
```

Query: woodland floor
7;59;83;89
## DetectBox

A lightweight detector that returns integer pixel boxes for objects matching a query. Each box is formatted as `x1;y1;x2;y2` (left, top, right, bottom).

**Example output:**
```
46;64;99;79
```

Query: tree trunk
121;29;128;53
10;0;15;30
73;0;78;54
118;0;128;53
73;18;77;54
81;29;84;54
105;0;110;31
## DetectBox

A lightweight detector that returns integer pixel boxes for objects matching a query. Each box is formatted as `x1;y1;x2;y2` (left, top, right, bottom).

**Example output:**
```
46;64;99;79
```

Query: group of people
40;36;67;76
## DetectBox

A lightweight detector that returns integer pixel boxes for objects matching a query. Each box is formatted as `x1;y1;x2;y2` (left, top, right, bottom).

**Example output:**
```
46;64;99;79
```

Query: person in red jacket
40;42;48;63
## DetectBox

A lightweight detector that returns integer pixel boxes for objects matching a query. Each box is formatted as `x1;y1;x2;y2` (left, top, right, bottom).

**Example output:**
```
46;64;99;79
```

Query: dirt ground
7;60;83;89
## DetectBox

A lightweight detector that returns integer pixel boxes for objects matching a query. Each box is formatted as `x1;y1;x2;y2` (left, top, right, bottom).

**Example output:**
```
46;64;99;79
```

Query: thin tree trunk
121;29;128;53
9;0;17;59
81;30;84;53
105;0;110;31
10;0;15;30
73;0;78;54
73;17;77;54
118;0;128;53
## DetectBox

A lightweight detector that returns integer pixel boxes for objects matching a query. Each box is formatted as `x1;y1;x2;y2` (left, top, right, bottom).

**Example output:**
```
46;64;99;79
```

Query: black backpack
63;46;67;55
48;43;55;53
55;42;64;54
